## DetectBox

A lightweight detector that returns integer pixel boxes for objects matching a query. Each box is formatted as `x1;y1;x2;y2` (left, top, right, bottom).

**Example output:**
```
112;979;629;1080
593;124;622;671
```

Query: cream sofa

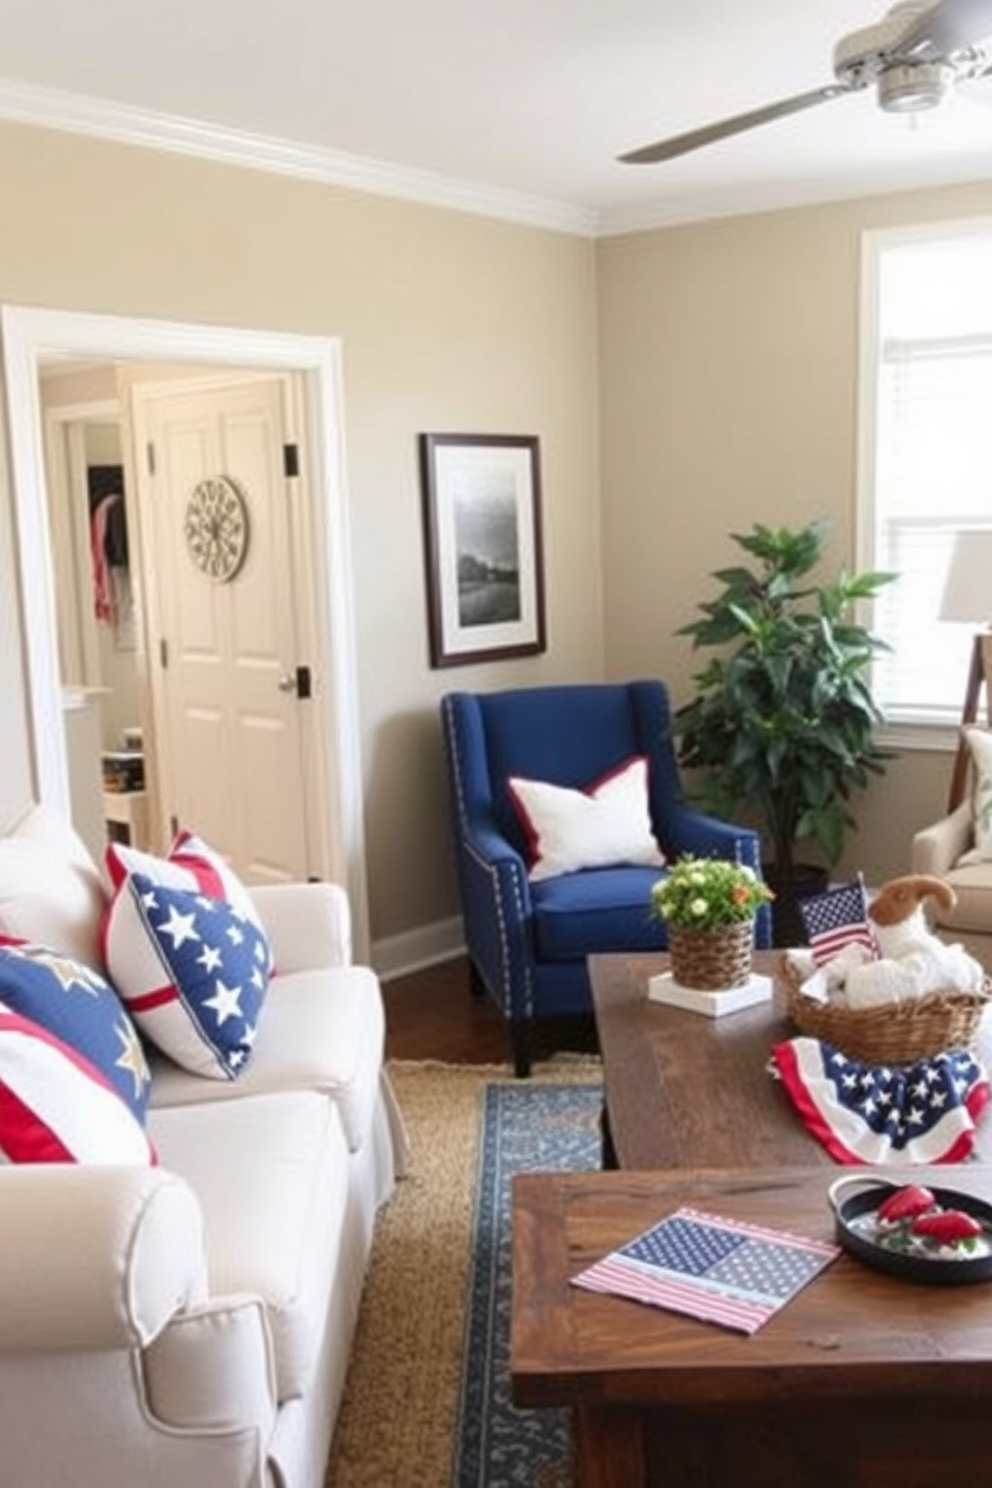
0;805;406;1488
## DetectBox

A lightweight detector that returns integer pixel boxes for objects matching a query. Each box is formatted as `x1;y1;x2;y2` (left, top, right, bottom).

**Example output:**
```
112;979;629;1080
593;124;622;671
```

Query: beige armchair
912;800;992;970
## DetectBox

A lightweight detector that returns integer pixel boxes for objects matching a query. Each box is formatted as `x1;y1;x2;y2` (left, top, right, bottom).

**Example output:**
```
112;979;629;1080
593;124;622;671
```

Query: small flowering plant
651;855;773;931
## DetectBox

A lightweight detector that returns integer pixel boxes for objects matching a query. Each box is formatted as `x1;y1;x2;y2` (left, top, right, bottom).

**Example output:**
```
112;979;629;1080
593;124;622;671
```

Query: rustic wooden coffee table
512;1164;992;1488
509;950;992;1486
588;949;992;1168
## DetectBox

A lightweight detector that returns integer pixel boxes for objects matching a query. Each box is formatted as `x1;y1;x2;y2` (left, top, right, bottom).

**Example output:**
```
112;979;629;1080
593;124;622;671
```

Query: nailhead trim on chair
443;703;535;1021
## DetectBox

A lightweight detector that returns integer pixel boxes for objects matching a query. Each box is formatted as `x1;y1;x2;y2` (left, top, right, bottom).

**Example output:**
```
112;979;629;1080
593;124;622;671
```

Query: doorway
1;305;370;959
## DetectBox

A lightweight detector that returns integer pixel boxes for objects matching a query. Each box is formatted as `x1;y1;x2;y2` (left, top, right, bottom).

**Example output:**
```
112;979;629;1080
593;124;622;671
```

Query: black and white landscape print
453;468;522;628
420;432;545;666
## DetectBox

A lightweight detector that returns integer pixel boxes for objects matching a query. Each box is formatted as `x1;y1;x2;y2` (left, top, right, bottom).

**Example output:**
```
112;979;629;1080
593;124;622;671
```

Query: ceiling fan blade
959;56;992;96
894;0;992;60
618;84;850;165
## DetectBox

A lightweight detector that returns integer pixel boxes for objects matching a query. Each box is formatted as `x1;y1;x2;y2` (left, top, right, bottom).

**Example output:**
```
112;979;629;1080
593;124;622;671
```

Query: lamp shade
939;529;992;625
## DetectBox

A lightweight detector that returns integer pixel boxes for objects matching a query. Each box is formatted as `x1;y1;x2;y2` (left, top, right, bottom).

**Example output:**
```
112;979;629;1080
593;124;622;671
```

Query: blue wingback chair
440;680;770;1075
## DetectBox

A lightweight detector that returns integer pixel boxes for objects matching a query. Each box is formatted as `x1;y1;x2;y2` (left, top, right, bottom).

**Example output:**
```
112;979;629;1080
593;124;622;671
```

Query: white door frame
42;394;121;691
1;304;370;959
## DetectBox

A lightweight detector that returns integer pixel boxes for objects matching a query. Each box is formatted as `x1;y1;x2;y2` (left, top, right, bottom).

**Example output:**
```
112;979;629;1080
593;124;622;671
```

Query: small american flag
571;1207;838;1335
798;876;877;966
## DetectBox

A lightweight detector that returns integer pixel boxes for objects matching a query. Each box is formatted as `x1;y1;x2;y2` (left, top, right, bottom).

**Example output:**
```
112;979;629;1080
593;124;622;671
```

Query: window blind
864;228;992;725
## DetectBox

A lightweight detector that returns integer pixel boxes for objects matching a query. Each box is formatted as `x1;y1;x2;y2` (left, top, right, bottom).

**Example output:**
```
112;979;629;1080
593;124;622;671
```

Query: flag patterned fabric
772;1037;990;1165
105;873;270;1080
0;1002;155;1165
798;877;877;966
0;937;150;1121
571;1206;838;1335
105;831;274;974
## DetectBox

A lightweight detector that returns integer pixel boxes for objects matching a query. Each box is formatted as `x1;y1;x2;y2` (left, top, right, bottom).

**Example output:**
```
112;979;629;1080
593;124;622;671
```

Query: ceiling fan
620;0;992;165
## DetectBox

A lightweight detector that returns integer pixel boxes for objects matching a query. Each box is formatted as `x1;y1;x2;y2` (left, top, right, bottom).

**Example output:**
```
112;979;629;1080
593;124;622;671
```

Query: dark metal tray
828;1175;992;1285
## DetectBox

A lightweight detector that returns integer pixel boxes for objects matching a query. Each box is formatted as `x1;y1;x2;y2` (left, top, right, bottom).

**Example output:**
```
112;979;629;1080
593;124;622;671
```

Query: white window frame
857;216;992;753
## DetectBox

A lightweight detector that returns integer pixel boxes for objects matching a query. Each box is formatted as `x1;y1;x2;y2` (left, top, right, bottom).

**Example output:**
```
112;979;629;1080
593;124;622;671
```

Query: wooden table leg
599;1101;618;1170
574;1406;645;1488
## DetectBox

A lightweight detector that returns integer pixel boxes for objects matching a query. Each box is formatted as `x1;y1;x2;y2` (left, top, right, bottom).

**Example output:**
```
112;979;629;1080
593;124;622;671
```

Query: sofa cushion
106;830;273;973
147;965;384;1153
149;1090;348;1403
104;874;270;1081
0;1003;155;1165
0;805;108;972
531;865;667;960
508;756;664;883
0;938;151;1121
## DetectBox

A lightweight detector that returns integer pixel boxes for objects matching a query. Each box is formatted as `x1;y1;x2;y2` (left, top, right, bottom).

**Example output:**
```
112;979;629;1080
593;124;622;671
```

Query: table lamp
939;528;992;811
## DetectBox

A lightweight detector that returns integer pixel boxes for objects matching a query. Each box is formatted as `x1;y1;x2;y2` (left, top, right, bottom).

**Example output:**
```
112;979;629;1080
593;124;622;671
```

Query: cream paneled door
134;374;314;883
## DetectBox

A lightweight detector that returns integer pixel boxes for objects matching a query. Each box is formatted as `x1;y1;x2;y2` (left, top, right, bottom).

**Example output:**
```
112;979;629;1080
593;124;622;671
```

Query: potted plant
672;518;896;944
651;855;773;989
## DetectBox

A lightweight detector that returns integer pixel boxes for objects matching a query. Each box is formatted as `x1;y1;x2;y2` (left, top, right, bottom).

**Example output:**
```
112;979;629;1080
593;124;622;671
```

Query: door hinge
296;664;312;700
170;813;179;839
147;441;156;476
283;443;299;479
159;638;169;669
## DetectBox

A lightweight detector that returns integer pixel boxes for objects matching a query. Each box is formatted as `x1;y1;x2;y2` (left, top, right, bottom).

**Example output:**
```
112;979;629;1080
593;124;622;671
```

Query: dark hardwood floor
382;954;599;1066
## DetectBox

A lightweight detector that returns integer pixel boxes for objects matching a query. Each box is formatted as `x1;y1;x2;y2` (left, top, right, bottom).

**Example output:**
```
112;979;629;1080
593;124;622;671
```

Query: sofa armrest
0;1167;206;1351
912;801;974;878
665;805;761;864
455;825;535;1019
248;882;352;972
143;1296;278;1434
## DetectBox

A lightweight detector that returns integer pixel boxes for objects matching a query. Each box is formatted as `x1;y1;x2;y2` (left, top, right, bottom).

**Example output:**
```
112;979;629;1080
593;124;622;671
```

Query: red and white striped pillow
0;1003;156;1165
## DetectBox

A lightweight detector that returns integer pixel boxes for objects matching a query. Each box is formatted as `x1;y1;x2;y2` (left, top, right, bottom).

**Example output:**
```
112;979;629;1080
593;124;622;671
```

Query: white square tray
647;971;774;1019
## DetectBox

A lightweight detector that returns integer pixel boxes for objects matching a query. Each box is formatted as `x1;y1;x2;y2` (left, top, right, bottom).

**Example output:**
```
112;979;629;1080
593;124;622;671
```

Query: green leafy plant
674;518;896;882
651;855;773;931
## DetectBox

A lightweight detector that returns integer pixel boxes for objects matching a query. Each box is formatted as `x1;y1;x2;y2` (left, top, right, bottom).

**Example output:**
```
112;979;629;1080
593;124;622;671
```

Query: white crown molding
597;157;992;238
0;77;600;238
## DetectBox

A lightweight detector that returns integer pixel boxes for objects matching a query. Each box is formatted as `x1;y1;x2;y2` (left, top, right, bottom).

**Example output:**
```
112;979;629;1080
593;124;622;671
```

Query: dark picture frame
419;433;547;668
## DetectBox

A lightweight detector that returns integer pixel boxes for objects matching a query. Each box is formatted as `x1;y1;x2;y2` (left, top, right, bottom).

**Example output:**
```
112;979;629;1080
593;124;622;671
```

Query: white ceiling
1;0;990;236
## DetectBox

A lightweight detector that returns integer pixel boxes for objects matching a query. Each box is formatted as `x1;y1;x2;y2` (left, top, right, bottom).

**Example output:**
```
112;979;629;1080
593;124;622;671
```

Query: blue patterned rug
452;1081;603;1488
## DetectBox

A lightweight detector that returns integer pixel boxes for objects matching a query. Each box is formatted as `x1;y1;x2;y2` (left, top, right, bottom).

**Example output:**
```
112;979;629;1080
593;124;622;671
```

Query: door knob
277;673;298;693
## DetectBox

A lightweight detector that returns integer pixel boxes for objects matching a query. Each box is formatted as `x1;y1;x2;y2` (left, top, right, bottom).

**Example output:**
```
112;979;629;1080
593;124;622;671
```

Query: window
860;220;992;729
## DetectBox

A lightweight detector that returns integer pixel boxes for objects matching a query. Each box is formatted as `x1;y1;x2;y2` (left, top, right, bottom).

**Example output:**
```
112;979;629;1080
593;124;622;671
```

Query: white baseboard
371;915;466;983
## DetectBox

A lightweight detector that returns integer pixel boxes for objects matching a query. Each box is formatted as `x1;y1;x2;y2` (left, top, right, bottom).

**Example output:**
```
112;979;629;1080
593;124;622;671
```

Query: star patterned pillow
0;936;151;1123
105;829;274;974
104;873;270;1080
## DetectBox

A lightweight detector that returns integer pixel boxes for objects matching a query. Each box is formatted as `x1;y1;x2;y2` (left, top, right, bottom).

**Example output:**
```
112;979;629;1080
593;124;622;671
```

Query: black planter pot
762;863;830;949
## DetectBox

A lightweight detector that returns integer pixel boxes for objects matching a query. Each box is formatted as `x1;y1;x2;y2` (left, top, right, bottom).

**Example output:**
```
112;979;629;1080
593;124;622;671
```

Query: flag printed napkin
772;1037;990;1165
571;1206;838;1335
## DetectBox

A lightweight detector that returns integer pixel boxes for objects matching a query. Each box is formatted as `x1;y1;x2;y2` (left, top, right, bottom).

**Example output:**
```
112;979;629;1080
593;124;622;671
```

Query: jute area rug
324;1056;602;1488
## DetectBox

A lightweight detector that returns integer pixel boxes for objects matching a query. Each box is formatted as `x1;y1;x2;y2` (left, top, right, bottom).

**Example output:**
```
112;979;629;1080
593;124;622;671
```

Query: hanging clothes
90;491;121;624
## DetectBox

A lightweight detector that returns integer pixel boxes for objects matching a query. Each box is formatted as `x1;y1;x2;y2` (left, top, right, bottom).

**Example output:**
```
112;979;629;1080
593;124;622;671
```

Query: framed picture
419;433;547;668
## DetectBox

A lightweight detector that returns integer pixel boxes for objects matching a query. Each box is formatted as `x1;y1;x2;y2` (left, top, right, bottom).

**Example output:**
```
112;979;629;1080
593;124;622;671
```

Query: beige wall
597;177;992;888
3;113;989;952
0;121;602;948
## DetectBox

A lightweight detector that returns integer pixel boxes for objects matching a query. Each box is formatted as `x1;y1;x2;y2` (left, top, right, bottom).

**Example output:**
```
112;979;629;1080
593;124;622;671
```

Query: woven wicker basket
782;958;992;1064
668;921;753;991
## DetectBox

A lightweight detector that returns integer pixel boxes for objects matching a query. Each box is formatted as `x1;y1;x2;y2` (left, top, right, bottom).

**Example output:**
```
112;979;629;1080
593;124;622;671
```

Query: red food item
910;1209;983;1244
876;1185;936;1223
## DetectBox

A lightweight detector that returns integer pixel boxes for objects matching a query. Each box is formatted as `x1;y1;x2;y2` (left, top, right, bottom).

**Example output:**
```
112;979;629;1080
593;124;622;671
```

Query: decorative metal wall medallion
184;476;250;582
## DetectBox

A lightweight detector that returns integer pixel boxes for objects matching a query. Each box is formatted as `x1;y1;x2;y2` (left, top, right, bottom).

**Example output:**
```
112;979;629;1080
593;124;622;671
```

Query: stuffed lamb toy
788;874;985;1010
